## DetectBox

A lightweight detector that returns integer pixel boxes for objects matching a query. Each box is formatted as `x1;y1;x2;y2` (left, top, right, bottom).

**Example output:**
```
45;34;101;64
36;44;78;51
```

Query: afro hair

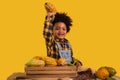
52;13;72;32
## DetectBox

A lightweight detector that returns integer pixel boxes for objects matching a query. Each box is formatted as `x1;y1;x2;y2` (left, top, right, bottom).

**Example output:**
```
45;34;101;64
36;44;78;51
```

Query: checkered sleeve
43;15;55;56
43;15;55;45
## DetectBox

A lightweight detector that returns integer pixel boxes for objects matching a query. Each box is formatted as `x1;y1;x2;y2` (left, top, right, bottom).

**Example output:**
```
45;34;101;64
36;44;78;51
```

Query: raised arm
43;2;57;46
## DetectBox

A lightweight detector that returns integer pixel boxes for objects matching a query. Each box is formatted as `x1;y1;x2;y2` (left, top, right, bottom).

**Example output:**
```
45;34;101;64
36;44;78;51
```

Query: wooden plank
26;74;77;78
26;71;76;75
27;78;73;80
7;72;76;80
25;66;77;76
25;66;76;71
7;72;26;80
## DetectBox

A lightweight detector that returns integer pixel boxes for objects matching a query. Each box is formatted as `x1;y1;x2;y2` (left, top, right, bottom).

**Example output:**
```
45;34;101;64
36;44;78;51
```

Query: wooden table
7;72;74;80
7;72;120;80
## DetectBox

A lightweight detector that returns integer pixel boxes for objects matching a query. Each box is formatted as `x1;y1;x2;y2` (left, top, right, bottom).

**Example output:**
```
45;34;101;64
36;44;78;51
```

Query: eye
55;26;60;30
63;28;66;31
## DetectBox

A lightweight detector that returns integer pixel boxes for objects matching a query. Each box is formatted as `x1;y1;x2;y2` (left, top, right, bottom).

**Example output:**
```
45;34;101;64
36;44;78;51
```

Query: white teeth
60;34;63;35
59;34;64;35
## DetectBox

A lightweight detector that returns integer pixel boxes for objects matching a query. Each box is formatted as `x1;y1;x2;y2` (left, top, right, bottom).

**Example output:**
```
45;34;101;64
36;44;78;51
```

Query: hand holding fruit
44;2;57;16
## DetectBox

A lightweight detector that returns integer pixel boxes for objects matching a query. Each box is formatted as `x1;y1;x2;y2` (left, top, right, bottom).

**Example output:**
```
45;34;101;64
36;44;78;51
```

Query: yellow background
0;0;120;80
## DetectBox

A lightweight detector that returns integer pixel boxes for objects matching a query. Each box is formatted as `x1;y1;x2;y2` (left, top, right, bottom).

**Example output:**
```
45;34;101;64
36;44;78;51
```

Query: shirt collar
55;38;68;43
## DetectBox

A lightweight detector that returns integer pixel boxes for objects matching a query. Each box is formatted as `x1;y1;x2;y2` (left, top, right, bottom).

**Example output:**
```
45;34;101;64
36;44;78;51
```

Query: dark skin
44;2;82;71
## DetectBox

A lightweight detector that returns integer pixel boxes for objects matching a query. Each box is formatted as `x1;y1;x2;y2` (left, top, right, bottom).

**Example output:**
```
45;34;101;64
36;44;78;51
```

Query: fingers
76;62;82;71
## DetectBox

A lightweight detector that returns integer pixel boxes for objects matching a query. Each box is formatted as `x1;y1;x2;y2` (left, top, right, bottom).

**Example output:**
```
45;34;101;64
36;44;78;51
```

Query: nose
59;29;64;33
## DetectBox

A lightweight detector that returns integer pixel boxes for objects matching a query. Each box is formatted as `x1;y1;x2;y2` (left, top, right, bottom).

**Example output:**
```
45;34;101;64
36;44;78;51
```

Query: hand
44;2;57;16
76;62;82;71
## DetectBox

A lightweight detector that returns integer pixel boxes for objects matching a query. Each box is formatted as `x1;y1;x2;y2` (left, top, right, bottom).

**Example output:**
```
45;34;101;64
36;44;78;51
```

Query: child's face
53;22;67;40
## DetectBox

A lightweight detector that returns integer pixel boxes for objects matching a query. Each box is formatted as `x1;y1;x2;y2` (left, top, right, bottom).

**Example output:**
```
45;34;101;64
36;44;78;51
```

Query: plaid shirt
43;15;73;60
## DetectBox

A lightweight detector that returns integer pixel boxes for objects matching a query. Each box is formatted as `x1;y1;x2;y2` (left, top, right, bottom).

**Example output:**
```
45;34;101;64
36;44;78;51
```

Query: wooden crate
25;66;77;78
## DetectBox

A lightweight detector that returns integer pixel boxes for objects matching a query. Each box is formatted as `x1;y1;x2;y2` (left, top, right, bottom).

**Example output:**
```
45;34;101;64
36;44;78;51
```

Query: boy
43;2;82;68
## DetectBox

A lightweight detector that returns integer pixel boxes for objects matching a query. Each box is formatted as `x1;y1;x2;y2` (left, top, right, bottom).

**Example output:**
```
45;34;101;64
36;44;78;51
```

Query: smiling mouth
58;34;64;36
